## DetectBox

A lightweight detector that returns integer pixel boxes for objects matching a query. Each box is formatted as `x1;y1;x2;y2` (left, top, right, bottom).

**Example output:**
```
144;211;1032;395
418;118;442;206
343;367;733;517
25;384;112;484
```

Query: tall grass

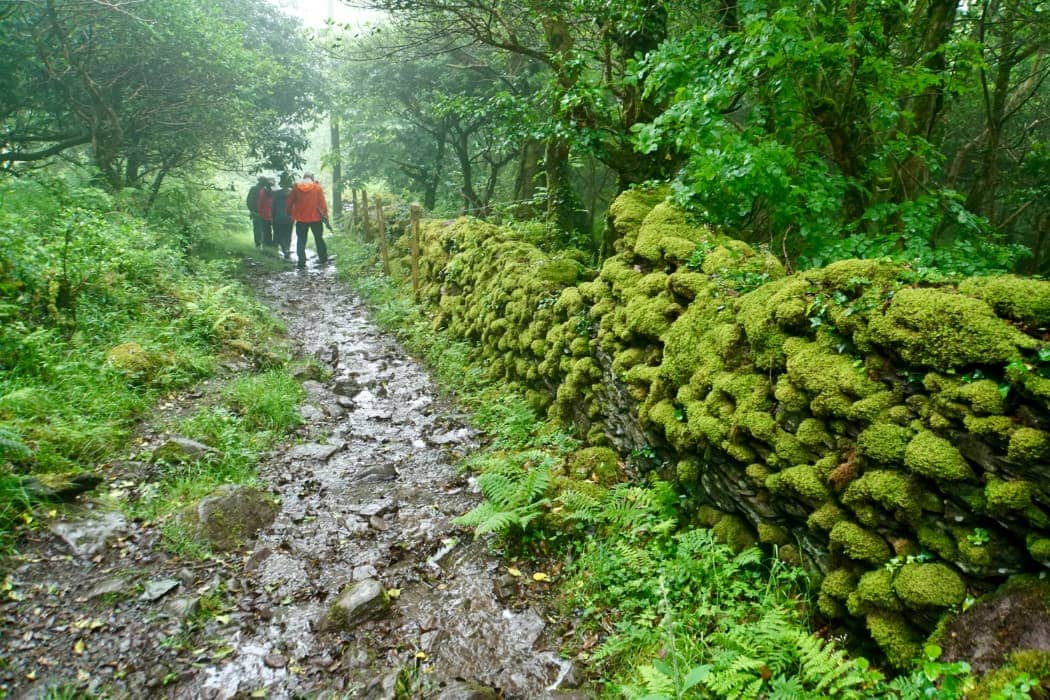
0;174;293;551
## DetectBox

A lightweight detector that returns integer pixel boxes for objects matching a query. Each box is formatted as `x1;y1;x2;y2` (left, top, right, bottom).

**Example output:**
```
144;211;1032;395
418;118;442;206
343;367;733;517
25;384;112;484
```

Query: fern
455;450;554;536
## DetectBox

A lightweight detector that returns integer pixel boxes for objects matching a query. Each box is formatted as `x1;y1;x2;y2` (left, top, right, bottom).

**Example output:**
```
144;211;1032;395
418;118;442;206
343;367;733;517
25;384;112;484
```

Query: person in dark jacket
257;179;275;251
246;176;274;248
271;173;294;260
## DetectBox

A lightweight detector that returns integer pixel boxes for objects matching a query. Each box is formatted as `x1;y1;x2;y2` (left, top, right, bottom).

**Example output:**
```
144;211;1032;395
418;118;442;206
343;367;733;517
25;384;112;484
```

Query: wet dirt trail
0;261;580;699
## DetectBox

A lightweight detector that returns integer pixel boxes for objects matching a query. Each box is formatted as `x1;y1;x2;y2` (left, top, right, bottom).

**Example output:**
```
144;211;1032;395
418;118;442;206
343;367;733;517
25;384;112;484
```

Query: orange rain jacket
285;181;328;223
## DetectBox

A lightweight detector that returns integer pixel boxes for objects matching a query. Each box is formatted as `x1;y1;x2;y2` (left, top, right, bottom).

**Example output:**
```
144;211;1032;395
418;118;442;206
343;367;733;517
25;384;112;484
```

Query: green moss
818;594;848;619
773;375;810;412
607;187;667;249
821;568;859;600
712;514;758;552
784;337;880;404
745;463;772;485
695;505;725;527
537;257;584;286
850;568;900;614
105;342;164;377
957;275;1050;326
892;562;966;608
667;271;714;301
953;526;995;568
1007;427;1050;463
771;431;813;466
857;423;913;465
904;430;974;481
766;464;830;502
963;414;1016;441
757;522;790;545
794;419;831;448
866;611;923;669
883;405;913;425
676;459;700;482
736;276;812;370
808;503;846;531
842;470;922;524
867;287;1036;367
971;649;1050;700
662;302;722;385
565;447;621;486
817;259;903;290
985;478;1035;514
829;521;891;564
634;202;713;264
777;543;803;568
917;523;958;561
1026;536;1050;564
847;391;899;423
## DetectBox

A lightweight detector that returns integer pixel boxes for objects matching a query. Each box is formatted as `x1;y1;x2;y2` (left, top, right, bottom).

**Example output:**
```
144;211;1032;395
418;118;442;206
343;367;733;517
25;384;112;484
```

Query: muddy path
0;261;582;699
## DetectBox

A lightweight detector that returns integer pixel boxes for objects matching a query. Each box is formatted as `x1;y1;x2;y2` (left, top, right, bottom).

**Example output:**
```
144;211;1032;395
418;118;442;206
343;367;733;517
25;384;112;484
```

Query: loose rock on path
0;260;581;699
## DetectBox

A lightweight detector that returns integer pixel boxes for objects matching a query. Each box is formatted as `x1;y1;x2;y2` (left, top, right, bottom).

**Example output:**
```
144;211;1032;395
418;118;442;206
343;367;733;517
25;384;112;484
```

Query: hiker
246;176;264;247
271;173;294;261
256;177;276;250
246;176;273;248
286;171;331;268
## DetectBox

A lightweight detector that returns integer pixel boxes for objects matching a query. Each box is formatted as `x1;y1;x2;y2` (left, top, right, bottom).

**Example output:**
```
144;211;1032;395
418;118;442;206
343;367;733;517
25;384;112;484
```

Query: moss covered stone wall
410;193;1050;667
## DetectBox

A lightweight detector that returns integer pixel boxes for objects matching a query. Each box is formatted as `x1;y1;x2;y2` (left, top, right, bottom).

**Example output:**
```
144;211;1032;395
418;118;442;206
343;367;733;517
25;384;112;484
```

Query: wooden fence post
375;195;391;276
351;188;359;235
409;202;421;300
360;189;371;243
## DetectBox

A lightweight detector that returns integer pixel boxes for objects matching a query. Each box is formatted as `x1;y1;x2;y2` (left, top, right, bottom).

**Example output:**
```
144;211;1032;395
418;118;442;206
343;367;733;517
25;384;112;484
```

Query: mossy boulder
829;521;891;564
633;202;715;264
105;342;166;379
607;186;667;249
177;485;278;551
893;563;966;608
904;430;974;481
957;275;1050;326
325;578;391;631
1007;427;1050;464
711;514;757;552
857;423;913;465
850;568;900;614
866;611;923;669
867;287;1037;367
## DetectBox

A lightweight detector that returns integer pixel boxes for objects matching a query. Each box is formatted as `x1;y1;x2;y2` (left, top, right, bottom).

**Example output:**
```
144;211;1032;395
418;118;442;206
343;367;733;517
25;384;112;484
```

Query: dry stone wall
409;191;1050;667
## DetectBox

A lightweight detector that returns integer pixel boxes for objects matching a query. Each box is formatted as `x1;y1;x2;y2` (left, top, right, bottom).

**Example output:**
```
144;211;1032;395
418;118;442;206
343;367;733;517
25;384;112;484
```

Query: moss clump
676;459;700;482
784;337;880;411
105;342;164;378
970;649;1050;700
1007;427;1050;464
867;287;1037;367
857;423;913;465
866;611;923;669
1026;536;1050;564
712;514;758;552
957;275;1050;326
757;522;790;545
892;562;966;608
963;414;1016;441
842;470;922;524
904;430;974;481
565;447;621;486
985;478;1035;514
736;276;812;369
808;503;846;532
830;521;891;564
766;464;830;502
607;186;667;249
849;568;900;614
634;202;714;264
537;257;584;286
821;568;859;600
917;523;959;561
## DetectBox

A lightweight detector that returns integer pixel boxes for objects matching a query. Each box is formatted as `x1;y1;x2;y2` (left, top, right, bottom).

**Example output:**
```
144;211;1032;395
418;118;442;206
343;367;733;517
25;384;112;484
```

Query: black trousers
274;220;293;254
295;221;327;265
253;215;274;247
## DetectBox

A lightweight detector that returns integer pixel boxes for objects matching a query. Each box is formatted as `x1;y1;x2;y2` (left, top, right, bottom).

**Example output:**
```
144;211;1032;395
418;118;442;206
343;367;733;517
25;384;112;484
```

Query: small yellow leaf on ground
507;567;522;577
73;639;86;655
215;614;231;625
76;669;90;682
386;588;401;599
532;572;550;582
25;670;37;681
415;651;428;660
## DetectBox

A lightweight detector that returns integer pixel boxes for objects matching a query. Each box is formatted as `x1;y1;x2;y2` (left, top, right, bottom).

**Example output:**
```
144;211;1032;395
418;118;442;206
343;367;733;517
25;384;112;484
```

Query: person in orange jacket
285;172;331;268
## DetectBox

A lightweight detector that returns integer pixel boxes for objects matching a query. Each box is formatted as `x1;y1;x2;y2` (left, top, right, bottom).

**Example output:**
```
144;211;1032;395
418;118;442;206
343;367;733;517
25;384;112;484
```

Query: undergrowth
330;236;1032;698
0;174;294;552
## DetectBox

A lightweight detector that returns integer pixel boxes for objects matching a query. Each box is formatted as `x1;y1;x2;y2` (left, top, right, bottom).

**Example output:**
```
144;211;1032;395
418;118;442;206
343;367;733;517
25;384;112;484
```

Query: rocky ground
0;257;584;699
